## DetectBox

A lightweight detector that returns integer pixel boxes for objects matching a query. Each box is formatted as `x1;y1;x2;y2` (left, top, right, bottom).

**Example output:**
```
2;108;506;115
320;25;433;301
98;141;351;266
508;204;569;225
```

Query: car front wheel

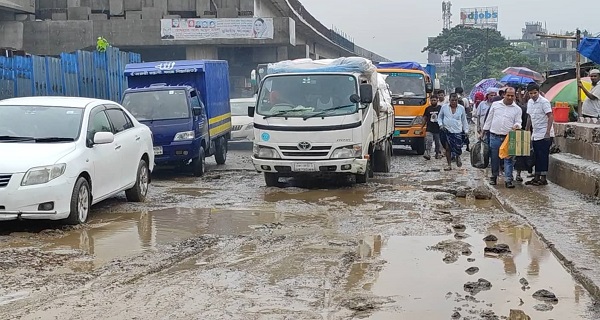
126;159;150;202
66;177;91;225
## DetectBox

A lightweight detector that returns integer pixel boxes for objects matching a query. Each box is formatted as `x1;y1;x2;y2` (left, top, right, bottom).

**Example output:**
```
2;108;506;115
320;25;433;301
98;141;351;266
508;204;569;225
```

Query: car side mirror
93;132;114;145
248;106;255;117
192;107;202;116
359;84;373;104
425;82;434;93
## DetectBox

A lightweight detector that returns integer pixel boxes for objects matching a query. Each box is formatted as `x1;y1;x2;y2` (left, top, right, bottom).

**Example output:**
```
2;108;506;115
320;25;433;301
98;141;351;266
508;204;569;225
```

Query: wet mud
0;149;598;319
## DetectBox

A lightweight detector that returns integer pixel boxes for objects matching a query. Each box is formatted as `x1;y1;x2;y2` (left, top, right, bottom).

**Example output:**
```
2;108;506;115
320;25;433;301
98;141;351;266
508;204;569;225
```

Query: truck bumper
392;127;425;146
153;140;200;166
251;157;368;175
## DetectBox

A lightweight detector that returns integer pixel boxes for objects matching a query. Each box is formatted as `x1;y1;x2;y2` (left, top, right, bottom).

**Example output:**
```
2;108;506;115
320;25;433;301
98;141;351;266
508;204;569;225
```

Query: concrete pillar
276;46;288;61
186;45;218;60
289;44;309;59
0;22;23;50
196;0;210;16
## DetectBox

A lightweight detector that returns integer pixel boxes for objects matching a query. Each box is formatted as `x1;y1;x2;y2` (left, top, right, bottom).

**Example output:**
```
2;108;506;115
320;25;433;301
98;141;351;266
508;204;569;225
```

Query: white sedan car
0;97;155;225
230;97;256;141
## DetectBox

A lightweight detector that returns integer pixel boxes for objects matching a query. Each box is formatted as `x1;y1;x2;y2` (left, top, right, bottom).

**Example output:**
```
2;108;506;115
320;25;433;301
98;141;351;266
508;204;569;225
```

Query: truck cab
122;60;231;176
249;57;394;186
376;62;436;155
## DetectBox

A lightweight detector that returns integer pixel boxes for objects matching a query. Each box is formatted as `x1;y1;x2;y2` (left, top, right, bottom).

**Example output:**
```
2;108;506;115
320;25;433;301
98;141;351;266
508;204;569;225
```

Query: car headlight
247;122;254;129
253;145;280;159
21;164;66;186
331;144;362;159
412;116;425;125
173;131;195;141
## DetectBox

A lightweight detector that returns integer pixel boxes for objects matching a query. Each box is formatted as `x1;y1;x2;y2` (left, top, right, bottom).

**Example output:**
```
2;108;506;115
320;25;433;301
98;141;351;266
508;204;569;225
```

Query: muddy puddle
347;222;596;319
1;207;327;269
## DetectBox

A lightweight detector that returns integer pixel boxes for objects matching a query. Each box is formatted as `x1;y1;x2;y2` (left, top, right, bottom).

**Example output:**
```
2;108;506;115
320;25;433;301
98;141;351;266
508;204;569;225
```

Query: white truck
248;57;394;186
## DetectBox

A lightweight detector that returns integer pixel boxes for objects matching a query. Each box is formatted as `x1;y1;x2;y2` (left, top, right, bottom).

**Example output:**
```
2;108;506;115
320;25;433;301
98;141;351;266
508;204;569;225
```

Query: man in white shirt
580;69;600;118
480;87;522;188
525;83;554;186
476;88;498;134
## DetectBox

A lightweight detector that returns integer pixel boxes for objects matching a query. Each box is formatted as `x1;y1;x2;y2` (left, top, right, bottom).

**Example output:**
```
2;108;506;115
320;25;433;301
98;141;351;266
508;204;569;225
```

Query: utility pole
483;28;490;78
537;30;583;115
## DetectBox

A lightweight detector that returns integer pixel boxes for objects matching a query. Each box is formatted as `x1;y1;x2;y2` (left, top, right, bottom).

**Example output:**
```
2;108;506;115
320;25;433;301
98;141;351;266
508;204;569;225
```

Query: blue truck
122;60;232;176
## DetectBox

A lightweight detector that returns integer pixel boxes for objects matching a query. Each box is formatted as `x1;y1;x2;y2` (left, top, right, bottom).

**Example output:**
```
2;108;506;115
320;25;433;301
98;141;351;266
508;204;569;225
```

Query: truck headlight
331;144;362;159
412;116;425;125
21;164;66;186
247;122;254;129
173;131;195;141
254;145;280;159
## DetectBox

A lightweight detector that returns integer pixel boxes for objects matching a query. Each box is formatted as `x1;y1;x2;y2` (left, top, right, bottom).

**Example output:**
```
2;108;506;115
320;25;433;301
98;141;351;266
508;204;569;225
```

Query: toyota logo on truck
298;141;311;150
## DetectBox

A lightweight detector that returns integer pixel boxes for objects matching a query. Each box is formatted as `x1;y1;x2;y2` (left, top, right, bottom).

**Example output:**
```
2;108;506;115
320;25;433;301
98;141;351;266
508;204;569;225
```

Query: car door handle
135;136;140;141
115;145;121;150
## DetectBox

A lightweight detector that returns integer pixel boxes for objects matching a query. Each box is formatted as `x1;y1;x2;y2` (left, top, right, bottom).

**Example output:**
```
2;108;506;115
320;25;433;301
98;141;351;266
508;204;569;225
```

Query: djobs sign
460;7;498;24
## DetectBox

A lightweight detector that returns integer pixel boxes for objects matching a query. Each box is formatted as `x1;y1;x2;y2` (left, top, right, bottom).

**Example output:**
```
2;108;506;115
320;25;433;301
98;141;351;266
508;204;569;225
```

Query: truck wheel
264;173;281;187
126;159;149;202
214;137;227;165
412;138;426;155
192;146;206;177
356;171;368;184
65;177;91;225
373;141;392;173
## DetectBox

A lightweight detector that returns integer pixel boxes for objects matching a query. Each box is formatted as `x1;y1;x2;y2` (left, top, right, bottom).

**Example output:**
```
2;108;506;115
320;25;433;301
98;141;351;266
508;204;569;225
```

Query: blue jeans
489;134;514;182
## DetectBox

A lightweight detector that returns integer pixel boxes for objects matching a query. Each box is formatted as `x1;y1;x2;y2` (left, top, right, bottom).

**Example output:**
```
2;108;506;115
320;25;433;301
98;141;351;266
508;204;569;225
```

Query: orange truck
375;62;437;155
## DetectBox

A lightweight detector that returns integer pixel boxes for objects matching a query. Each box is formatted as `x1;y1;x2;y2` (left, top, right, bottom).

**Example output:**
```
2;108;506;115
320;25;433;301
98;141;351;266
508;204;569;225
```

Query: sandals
516;176;523;182
525;179;548;186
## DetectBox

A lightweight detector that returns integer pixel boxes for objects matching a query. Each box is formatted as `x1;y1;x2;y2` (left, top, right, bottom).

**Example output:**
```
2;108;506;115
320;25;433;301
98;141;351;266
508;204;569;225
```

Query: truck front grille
278;145;331;158
0;174;11;188
394;117;414;127
232;125;243;131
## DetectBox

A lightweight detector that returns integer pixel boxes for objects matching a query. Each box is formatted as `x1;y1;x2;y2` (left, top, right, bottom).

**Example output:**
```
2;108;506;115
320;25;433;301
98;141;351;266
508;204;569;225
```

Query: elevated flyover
0;0;388;97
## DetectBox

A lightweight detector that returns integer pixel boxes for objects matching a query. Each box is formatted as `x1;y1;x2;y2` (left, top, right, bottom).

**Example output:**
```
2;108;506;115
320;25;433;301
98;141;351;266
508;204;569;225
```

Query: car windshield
122;89;190;121
256;74;358;117
0;105;83;142
383;72;426;98
231;100;255;116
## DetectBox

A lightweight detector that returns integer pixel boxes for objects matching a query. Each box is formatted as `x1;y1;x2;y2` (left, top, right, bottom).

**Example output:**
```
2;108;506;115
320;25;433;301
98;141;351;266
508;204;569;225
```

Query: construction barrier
0;47;142;102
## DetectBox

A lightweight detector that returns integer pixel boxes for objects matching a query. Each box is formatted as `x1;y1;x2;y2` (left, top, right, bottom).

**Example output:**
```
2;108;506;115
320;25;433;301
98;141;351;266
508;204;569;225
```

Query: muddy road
1;145;598;319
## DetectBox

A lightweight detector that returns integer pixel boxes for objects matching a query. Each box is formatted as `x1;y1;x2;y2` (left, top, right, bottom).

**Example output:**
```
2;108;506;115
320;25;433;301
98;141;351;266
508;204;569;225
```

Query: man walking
481;87;522;188
525;83;554;186
476;88;498;142
439;93;469;171
422;94;442;160
580;69;600;118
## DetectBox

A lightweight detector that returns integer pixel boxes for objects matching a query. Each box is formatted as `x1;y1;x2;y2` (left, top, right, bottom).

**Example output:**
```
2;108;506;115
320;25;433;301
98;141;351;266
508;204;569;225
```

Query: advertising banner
161;18;274;40
459;7;499;25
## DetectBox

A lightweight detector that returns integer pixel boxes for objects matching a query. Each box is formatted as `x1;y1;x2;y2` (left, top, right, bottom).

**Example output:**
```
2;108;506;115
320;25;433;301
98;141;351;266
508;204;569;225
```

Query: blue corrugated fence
0;47;141;102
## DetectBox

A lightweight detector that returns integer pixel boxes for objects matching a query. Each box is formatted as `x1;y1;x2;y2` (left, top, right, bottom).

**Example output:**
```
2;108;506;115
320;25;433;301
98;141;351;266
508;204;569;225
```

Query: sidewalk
488;178;600;300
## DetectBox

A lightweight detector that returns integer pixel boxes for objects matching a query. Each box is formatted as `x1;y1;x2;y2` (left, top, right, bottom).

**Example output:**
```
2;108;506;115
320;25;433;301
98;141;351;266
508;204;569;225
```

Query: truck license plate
294;163;315;172
153;146;163;155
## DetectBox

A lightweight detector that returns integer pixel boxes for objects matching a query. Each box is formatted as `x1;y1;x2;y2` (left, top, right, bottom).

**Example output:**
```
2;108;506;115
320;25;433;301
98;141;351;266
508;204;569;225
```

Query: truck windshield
383;72;426;98
256;74;358;118
122;89;190;121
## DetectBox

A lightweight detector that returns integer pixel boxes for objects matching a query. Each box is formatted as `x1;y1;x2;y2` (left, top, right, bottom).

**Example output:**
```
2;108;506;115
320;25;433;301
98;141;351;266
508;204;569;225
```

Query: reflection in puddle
347;224;594;319
5;208;311;269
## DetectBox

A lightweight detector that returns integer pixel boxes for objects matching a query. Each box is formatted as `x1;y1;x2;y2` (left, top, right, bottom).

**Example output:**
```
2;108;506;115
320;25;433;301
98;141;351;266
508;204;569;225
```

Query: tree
423;25;509;61
424;25;539;89
462;46;541;88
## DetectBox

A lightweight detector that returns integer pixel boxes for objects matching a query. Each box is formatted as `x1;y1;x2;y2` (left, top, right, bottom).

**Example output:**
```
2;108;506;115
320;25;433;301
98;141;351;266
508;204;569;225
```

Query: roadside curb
484;182;600;302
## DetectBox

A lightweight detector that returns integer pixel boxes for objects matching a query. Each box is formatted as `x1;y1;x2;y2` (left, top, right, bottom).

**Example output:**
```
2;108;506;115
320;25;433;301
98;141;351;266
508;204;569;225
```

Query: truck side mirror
248;106;255;117
192;107;202;116
359;84;373;104
425;82;434;93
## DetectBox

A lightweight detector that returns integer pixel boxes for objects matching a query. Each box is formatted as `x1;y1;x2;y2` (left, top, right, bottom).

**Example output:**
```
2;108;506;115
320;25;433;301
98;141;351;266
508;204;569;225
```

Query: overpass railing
0;47;141;102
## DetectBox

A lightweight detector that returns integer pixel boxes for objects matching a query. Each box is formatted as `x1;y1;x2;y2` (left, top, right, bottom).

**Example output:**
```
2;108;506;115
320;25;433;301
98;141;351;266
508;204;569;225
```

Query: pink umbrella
502;67;544;82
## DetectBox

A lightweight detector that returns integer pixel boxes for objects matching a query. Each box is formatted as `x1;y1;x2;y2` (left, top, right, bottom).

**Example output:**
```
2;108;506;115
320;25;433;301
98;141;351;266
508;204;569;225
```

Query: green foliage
424;25;541;90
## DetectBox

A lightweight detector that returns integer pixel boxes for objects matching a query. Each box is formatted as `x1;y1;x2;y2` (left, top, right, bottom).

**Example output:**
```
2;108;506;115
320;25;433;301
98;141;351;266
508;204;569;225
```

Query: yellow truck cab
376;62;436;155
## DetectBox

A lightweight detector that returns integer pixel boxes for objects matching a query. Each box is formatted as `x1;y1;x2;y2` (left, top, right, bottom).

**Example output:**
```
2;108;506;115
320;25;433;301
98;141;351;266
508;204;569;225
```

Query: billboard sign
460;7;498;25
160;18;274;40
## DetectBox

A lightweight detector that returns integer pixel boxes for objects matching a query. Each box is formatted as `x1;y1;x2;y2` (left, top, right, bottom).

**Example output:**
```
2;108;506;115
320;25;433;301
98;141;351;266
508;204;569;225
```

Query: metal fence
0;47;142;102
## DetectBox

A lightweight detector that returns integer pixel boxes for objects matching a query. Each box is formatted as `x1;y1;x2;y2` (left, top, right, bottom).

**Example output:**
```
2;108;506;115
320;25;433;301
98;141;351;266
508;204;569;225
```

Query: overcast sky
300;0;599;61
